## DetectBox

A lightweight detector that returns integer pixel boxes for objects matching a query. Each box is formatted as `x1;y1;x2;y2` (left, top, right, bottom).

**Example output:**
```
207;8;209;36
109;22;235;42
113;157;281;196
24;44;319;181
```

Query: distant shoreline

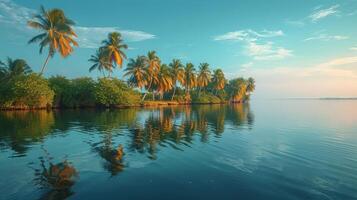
0;101;247;111
273;97;357;100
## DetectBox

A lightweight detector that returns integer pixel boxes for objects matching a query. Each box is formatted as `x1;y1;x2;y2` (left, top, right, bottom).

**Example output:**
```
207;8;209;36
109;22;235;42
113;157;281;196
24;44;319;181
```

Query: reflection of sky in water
0;101;357;199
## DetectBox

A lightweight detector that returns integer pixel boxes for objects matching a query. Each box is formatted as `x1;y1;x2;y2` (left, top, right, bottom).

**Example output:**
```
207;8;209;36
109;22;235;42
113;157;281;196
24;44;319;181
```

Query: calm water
1;100;357;200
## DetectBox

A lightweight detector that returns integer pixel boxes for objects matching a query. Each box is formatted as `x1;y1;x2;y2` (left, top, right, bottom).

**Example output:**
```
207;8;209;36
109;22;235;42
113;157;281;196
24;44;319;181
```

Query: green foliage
191;92;223;104
94;78;141;107
49;76;96;107
10;73;54;108
71;77;96;107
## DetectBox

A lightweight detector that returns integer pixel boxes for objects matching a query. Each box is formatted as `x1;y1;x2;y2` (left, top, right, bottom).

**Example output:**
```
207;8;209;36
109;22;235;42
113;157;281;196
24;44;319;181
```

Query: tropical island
0;6;255;110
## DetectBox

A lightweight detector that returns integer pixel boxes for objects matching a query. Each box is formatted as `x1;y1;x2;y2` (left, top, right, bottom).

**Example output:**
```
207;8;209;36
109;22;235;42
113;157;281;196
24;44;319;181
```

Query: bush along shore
0;6;255;110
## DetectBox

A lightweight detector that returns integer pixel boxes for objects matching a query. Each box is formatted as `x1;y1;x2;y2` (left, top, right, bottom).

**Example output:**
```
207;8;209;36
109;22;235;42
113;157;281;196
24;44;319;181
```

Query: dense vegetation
0;6;255;110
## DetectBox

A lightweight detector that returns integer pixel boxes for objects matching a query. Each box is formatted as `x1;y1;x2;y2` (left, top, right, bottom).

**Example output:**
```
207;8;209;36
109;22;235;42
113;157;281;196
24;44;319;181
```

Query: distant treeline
0;6;255;109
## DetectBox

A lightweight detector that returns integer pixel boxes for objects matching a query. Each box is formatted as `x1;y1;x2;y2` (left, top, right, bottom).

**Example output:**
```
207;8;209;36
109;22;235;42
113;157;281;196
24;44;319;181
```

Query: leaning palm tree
212;69;226;94
197;63;211;95
169;59;185;100
88;48;112;77
144;51;161;101
0;58;32;82
100;32;128;74
124;56;149;96
28;6;78;75
184;63;196;94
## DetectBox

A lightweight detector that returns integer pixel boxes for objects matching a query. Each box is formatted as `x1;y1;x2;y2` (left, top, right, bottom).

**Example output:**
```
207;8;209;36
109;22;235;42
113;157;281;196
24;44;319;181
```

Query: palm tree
28;6;78;75
88;48;112;77
124;56;149;94
154;64;173;99
100;32;128;75
212;69;226;94
144;51;161;101
228;78;247;102
246;77;255;94
184;63;196;95
197;63;211;95
0;58;32;82
169;59;185;100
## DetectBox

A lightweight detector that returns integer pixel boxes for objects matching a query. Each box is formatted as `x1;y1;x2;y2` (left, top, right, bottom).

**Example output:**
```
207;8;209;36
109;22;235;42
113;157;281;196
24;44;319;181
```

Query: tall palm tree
100;32;128;74
0;58;32;82
212;69;226;94
184;63;196;95
124;56;149;94
197;63;211;95
154;64;173;100
28;6;78;75
169;59;185;100
144;51;161;101
88;48;111;77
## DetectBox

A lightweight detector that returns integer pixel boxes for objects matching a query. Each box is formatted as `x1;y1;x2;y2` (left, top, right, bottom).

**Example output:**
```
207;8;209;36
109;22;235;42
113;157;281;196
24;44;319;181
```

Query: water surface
1;100;357;200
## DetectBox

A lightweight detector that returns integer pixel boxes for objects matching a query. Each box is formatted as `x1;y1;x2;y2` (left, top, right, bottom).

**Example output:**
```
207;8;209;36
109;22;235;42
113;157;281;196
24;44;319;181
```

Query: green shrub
94;78;140;107
191;92;222;104
11;73;54;108
48;76;72;107
49;76;96;108
71;77;96;107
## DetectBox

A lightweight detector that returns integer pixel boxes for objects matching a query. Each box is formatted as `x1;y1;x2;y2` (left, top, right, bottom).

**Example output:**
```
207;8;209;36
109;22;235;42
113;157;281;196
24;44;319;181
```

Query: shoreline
0;100;246;111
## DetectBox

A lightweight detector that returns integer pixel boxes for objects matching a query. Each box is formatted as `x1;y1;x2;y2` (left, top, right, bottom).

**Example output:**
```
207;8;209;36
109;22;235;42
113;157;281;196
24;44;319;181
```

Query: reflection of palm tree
33;148;78;199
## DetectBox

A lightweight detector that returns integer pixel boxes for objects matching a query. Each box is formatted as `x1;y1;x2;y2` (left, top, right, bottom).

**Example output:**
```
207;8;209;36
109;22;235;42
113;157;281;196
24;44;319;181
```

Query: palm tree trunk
171;85;177;101
40;52;51;75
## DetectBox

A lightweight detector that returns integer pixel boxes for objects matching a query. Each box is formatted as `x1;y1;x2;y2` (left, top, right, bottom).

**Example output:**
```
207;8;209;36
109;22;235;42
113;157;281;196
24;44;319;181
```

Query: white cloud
0;0;155;48
0;0;34;24
214;29;283;41
75;26;155;48
246;41;292;61
214;29;290;61
309;5;340;22
304;34;349;42
350;47;357;51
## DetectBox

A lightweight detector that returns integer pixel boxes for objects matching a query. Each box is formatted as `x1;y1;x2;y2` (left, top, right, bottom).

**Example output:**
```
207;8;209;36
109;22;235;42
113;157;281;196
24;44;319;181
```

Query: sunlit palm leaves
212;69;226;93
169;59;185;100
101;32;128;68
28;6;78;74
184;63;196;94
197;63;211;94
124;56;149;90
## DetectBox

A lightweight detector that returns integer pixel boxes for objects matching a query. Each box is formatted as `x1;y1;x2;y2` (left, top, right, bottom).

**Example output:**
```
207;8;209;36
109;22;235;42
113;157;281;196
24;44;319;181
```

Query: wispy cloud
0;0;155;48
75;27;155;48
214;29;283;41
0;0;33;23
316;56;357;69
309;5;340;22
304;34;349;42
246;42;292;61
215;29;291;61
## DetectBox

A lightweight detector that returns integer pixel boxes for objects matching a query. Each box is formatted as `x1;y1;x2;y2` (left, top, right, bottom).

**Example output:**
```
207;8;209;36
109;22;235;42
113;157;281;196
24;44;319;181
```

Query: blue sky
1;0;357;98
